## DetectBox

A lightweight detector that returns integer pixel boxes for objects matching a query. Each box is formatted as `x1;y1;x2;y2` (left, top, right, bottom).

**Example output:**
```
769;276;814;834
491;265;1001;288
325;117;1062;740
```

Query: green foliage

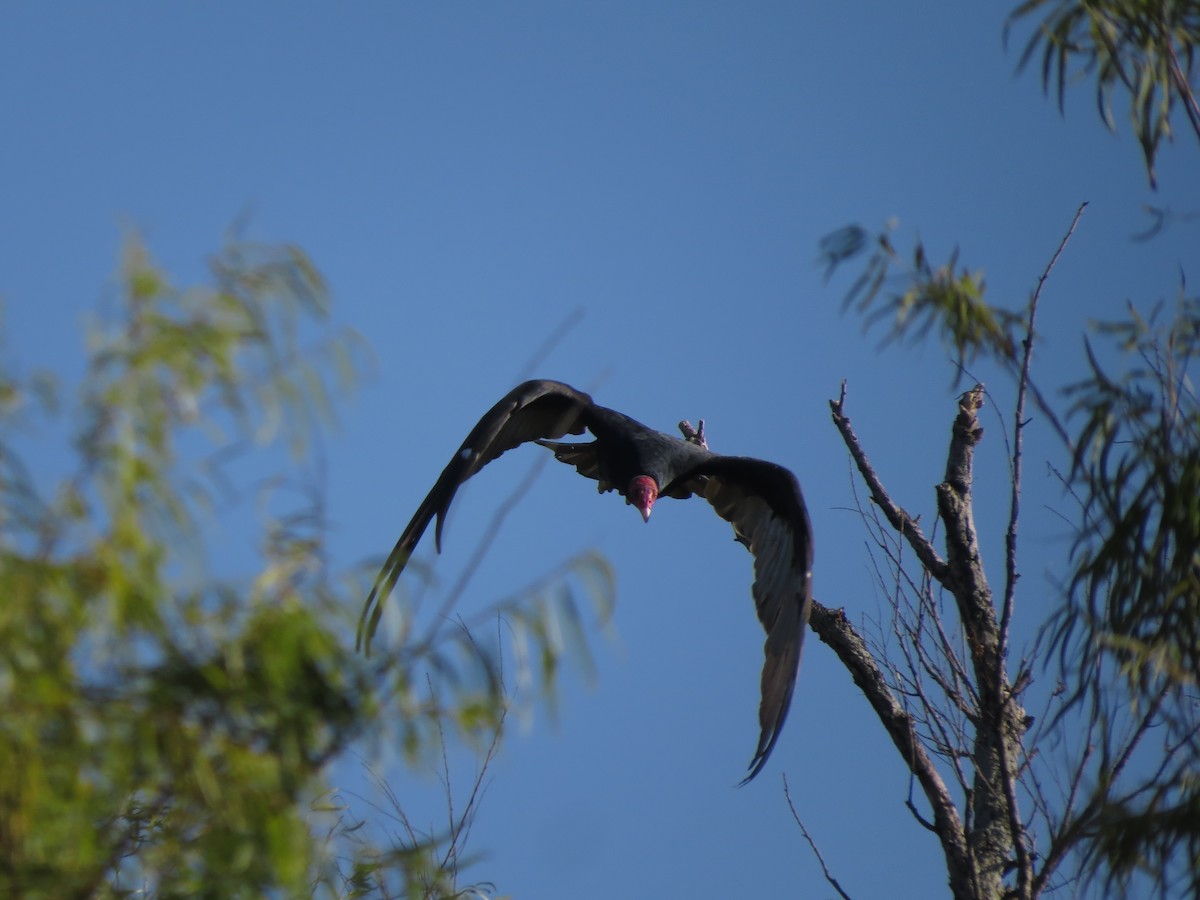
368;548;616;752
1054;294;1200;895
0;233;615;897
1063;295;1200;690
1007;0;1200;187
0;233;371;896
820;222;1017;374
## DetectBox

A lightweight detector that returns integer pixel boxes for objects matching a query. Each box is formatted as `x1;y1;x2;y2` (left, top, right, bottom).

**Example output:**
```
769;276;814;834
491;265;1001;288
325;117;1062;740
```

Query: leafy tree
0;234;612;897
1007;0;1200;187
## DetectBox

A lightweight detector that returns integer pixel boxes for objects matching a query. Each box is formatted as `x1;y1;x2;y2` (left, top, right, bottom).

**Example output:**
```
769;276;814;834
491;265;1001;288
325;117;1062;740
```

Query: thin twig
830;382;949;582
417;449;558;653
516;307;586;381
405;548;605;662
998;202;1087;900
1002;201;1087;655
783;773;854;900
808;601;971;889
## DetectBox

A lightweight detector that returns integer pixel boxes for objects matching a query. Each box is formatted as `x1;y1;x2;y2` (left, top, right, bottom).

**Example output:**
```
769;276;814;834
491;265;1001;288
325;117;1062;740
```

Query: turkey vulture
357;379;813;783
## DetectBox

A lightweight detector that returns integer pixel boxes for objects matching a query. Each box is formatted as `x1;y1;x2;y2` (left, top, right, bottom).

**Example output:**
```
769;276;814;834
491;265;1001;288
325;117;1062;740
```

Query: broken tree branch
830;381;950;583
808;600;971;896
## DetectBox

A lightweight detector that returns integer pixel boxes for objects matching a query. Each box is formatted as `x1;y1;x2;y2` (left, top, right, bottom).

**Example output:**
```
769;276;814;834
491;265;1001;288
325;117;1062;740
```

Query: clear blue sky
2;3;1197;897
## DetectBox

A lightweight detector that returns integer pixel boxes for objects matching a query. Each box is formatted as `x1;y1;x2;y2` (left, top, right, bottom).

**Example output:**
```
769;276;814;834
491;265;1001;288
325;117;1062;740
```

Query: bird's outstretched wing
356;380;594;654
664;456;813;783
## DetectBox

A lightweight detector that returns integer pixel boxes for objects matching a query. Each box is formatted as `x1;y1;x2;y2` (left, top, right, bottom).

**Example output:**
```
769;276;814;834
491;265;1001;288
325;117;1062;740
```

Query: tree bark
826;385;1030;899
936;387;1027;897
809;602;975;899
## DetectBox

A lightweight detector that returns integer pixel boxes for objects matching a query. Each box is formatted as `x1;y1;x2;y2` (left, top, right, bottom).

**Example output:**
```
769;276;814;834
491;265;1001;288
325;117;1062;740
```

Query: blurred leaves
0;232;615;897
501;550;616;718
1049;291;1200;896
1060;293;1200;693
820;222;1018;375
371;548;617;754
1006;0;1200;188
0;232;380;897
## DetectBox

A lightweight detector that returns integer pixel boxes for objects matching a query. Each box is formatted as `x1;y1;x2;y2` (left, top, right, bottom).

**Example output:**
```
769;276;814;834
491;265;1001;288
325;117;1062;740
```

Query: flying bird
357;379;813;783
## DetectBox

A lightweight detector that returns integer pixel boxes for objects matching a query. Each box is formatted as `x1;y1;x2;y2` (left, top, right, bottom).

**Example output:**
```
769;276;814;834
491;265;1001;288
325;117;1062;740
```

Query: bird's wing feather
357;380;593;654
664;456;813;783
532;440;618;492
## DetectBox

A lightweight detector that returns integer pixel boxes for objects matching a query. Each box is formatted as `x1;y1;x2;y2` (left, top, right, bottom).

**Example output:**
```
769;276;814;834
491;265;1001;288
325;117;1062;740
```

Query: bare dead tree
806;188;1200;897
813;383;1028;899
813;388;1192;897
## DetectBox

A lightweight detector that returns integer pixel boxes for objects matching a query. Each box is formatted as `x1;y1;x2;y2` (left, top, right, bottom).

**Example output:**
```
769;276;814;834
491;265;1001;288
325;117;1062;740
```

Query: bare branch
1003;202;1087;658
783;773;854;900
515;307;586;381
412;448;558;653
937;385;1037;896
808;600;971;894
996;206;1087;900
830;382;949;582
936;387;1000;680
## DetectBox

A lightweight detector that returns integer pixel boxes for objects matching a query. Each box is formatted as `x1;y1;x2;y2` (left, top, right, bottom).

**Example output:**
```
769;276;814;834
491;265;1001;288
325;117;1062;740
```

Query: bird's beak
628;475;658;524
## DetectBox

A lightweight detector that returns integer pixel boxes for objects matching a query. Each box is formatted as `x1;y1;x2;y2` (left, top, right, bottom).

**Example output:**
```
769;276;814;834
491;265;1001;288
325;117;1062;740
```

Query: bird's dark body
358;379;813;783
539;403;712;502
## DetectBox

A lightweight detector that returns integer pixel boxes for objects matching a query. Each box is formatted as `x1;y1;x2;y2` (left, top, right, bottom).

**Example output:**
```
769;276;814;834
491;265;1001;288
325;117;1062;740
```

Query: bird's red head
627;475;659;523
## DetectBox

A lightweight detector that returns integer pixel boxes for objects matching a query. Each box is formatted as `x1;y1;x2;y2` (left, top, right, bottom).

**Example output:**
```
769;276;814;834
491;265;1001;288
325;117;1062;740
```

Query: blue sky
3;3;1197;897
